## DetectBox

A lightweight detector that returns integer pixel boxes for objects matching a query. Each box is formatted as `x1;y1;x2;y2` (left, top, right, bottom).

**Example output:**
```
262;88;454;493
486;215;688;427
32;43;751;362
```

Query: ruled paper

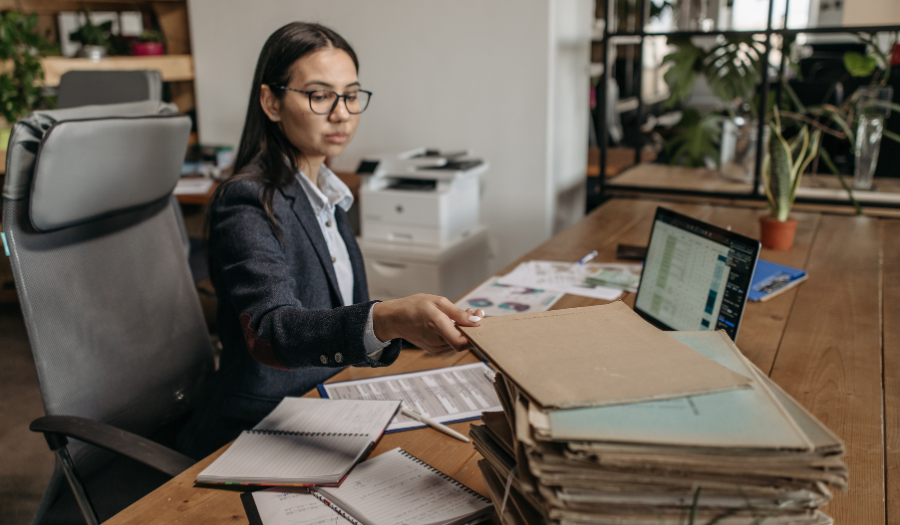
317;448;492;525
254;398;402;439
196;398;400;485
251;489;352;525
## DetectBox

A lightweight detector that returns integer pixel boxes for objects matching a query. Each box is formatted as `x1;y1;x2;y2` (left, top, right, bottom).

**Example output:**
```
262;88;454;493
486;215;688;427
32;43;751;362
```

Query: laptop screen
634;207;760;341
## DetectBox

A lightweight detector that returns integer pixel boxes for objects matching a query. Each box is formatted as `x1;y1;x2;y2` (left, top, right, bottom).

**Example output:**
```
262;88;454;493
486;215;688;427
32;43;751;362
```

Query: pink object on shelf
131;42;164;56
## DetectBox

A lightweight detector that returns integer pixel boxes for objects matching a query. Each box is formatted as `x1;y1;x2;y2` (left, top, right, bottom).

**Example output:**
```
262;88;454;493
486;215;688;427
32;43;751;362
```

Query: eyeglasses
273;86;372;115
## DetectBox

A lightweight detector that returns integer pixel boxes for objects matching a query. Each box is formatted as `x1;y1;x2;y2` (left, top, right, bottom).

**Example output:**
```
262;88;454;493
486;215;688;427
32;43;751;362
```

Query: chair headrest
2;101;191;232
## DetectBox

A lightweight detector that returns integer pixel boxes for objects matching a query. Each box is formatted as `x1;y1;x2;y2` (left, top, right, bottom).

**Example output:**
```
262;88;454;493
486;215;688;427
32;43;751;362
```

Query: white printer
357;148;488;246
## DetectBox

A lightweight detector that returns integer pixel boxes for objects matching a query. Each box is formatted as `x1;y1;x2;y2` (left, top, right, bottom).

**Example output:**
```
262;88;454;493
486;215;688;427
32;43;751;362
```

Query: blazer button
326;220;333;227
320;355;328;364
331;256;337;262
334;352;343;363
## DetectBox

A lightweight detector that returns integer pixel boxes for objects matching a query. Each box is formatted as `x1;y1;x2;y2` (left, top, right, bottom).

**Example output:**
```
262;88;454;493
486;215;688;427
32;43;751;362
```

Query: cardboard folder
458;302;750;409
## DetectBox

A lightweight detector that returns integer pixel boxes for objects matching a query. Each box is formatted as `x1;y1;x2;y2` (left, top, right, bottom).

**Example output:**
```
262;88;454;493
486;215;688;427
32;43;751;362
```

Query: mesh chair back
56;70;163;109
1;101;213;477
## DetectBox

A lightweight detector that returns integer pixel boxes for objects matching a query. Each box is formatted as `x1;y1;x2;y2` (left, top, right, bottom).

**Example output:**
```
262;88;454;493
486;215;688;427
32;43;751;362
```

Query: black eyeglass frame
272;86;373;115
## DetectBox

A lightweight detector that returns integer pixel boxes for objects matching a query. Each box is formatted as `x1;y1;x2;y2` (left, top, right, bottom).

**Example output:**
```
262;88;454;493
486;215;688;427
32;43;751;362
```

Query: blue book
748;259;808;302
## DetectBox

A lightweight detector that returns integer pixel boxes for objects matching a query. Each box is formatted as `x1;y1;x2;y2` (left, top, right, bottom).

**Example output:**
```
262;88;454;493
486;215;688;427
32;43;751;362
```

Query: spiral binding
398;449;491;503
248;430;366;437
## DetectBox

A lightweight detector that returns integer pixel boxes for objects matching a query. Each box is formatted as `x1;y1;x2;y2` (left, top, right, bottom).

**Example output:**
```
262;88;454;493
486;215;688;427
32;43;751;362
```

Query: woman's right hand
372;294;484;356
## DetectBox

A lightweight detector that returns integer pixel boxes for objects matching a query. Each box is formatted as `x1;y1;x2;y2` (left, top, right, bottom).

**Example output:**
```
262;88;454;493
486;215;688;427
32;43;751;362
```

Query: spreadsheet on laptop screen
634;209;758;340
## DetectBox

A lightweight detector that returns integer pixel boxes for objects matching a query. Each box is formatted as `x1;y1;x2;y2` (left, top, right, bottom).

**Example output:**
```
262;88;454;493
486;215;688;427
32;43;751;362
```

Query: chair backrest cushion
29;114;190;231
56;70;162;109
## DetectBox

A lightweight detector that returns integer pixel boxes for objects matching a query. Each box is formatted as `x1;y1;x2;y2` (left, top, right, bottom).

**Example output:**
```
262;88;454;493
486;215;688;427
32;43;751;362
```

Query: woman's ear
260;85;281;121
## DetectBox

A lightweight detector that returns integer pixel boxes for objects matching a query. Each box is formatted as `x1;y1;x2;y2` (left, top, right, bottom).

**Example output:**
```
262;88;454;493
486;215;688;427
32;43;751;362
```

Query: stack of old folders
459;303;848;525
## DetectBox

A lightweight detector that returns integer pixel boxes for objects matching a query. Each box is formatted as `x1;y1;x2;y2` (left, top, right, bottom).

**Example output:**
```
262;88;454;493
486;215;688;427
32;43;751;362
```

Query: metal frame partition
590;0;900;209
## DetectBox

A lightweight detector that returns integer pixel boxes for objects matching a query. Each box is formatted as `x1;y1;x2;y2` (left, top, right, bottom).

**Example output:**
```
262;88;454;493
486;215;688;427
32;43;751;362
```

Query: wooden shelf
38;55;194;86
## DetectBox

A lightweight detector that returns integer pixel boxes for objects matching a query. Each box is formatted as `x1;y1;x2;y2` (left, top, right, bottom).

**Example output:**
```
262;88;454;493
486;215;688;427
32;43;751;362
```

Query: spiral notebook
196;398;401;486
242;448;494;525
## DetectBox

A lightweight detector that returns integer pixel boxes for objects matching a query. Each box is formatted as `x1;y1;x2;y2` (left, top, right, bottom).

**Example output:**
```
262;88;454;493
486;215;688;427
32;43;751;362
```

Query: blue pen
575;250;598;266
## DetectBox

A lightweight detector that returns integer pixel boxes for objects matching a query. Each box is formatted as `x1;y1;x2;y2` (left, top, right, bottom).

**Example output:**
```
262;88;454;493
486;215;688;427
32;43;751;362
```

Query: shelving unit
590;0;900;211
39;54;194;86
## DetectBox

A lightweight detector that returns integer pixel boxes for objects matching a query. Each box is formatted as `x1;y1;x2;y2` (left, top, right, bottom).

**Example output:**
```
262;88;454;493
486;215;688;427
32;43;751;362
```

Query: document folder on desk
470;330;847;525
196;398;400;486
458;301;751;409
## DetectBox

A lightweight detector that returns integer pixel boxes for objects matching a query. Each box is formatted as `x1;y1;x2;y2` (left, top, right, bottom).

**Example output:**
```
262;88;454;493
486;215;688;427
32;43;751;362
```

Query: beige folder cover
459;302;750;409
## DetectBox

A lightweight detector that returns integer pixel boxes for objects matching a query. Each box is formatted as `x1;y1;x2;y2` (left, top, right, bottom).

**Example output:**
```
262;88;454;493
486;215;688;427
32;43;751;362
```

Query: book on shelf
195;398;400;486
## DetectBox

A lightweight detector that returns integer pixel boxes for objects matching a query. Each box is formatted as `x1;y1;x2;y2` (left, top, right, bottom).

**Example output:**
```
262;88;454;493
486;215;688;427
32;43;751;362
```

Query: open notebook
242;448;494;525
196;398;401;486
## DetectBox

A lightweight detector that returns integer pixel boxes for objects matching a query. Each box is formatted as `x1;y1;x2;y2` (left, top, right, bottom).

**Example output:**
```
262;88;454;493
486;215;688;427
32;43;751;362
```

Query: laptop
633;207;760;341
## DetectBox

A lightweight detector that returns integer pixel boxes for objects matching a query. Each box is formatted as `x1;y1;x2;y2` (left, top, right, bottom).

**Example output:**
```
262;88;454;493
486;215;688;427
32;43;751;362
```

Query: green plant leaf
664;109;721;167
662;38;704;108
843;51;877;77
884;129;900;144
819;147;864;215
768;129;794;221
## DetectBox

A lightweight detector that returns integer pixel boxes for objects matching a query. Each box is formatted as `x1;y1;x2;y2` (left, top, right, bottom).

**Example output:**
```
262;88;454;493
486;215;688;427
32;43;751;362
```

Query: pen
401;407;470;443
575;250;598;266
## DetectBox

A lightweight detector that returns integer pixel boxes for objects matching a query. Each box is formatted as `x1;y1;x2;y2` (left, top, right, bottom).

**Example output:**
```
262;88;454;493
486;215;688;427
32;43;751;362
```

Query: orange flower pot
759;215;798;250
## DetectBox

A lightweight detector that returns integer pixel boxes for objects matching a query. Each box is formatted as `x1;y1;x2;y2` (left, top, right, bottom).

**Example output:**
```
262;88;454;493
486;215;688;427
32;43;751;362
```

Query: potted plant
132;30;165;56
68;12;112;60
0;12;53;151
760;109;820;250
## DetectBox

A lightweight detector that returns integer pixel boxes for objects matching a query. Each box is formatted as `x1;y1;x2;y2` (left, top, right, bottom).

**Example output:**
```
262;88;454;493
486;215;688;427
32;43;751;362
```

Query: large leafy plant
663;36;765;115
661;36;765;166
763;109;820;221
0;12;52;125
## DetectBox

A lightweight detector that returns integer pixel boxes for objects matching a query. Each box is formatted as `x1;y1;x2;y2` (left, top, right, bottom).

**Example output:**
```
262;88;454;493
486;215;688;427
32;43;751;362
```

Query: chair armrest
30;415;195;477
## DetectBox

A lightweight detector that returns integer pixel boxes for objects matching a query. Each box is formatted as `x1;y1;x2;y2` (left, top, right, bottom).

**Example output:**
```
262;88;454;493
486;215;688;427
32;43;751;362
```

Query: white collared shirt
296;165;389;357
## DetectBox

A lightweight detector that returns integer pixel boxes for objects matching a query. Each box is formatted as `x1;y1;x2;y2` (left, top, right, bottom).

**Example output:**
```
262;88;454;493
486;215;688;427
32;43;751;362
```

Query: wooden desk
105;198;898;525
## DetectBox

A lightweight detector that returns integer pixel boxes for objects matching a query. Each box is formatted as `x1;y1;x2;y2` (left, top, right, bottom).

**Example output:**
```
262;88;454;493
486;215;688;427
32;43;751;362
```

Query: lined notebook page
255;398;402;438
198;434;371;483
317;448;493;525
196;398;400;485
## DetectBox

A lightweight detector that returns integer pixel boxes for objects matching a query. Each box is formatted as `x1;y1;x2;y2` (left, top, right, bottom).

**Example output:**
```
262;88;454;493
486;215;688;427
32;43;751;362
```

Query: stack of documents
459;303;847;525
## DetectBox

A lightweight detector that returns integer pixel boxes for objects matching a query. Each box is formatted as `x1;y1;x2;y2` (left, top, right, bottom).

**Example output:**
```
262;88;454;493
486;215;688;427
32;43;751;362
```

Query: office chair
54;69;194;263
56;71;163;109
1;101;214;525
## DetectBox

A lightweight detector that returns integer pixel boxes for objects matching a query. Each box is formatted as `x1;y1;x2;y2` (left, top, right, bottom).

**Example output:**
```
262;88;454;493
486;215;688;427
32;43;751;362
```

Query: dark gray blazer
178;175;402;459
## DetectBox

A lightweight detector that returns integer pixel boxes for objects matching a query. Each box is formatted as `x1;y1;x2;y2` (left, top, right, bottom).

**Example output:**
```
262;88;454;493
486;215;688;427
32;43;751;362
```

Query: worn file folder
458;302;750;409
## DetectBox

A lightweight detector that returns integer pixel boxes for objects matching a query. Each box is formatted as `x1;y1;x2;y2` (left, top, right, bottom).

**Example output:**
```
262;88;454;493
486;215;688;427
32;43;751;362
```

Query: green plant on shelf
779;32;900;214
660;35;766;167
0;11;54;125
68;12;112;48
138;30;165;43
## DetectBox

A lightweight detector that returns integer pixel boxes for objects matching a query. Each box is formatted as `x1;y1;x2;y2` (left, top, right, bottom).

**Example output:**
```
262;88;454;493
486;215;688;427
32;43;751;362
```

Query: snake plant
763;108;821;222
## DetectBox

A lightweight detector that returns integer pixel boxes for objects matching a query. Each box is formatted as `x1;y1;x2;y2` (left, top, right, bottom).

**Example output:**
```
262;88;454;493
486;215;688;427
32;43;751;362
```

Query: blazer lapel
281;180;343;305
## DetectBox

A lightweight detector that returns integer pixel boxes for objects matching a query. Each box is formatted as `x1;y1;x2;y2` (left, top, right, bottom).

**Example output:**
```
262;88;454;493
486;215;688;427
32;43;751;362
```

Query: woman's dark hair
215;22;359;228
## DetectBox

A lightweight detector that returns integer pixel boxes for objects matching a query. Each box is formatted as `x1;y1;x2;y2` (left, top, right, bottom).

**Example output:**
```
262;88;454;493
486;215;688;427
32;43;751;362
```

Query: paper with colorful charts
455;276;564;317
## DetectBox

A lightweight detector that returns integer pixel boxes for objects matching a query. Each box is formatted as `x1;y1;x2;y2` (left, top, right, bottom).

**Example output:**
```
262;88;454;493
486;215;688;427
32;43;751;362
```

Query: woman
178;22;484;459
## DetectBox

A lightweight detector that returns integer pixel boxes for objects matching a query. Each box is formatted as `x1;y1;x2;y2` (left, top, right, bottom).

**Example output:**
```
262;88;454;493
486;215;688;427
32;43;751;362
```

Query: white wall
188;0;591;272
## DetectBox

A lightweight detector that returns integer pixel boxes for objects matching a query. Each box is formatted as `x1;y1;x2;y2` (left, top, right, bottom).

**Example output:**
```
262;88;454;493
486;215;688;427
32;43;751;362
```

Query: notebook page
250;489;352;525
197;433;371;483
255;398;401;438
317;448;492;525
